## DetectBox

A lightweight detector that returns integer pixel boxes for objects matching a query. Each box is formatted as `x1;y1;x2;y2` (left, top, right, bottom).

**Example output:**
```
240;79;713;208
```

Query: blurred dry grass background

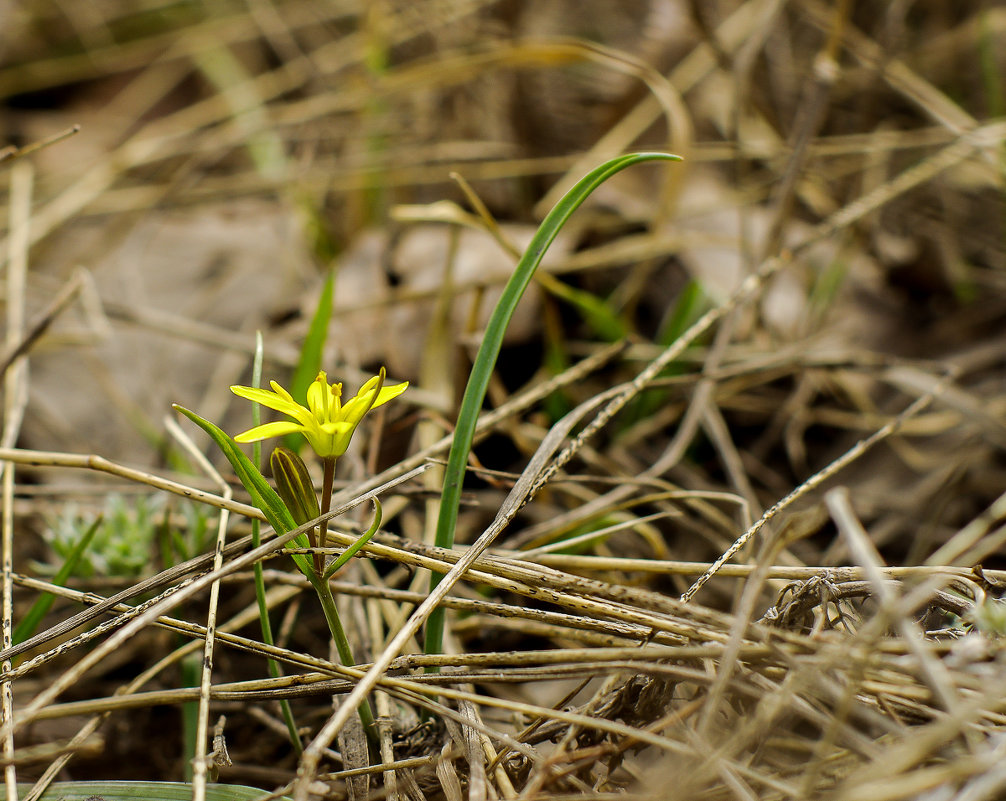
2;1;1006;799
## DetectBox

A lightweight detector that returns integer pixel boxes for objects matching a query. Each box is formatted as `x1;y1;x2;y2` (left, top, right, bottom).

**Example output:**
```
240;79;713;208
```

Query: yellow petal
319;421;356;435
372;381;409;408
231;385;314;427
306;375;327;419
341;371;385;427
234;420;304;443
269;381;297;404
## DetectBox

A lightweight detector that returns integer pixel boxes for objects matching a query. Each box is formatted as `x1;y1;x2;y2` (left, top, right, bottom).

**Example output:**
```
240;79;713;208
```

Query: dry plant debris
2;1;1006;800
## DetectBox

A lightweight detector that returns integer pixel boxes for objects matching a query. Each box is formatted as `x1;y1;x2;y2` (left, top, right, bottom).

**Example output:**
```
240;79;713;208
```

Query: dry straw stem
2;476;831;784
3;153;33;801
166;415;232;801
827;488;963;719
0;125;79;166
680;371;954;603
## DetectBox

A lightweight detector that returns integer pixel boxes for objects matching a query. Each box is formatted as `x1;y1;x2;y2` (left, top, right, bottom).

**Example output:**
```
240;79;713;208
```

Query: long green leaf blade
13;516;103;645
290;269;334;405
425;152;681;657
17;781;291;801
249;334;303;753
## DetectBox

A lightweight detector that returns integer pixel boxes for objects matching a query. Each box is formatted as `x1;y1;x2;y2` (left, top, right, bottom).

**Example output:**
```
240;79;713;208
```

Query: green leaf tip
323;498;382;579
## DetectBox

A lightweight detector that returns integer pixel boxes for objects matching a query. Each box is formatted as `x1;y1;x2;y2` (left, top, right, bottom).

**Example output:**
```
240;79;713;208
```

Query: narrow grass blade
425;152;682;657
251;334;303;753
13;516;102;644
290;269;334;405
625;277;708;425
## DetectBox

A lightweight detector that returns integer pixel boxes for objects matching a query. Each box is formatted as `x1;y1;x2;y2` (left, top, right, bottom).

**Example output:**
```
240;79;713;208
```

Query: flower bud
269;446;320;527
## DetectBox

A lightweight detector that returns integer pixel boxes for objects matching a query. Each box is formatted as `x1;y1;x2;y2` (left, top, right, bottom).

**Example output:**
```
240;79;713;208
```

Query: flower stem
320;456;336;554
309;573;378;739
312;455;377;741
308;527;323;578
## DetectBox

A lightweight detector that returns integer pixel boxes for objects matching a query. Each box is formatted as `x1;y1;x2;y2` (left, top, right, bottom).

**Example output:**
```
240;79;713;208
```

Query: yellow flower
231;368;408;458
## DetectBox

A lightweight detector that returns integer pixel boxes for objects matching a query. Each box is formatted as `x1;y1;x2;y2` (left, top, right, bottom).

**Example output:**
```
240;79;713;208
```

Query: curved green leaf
324;498;382;579
425;152;682;656
172;404;312;576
